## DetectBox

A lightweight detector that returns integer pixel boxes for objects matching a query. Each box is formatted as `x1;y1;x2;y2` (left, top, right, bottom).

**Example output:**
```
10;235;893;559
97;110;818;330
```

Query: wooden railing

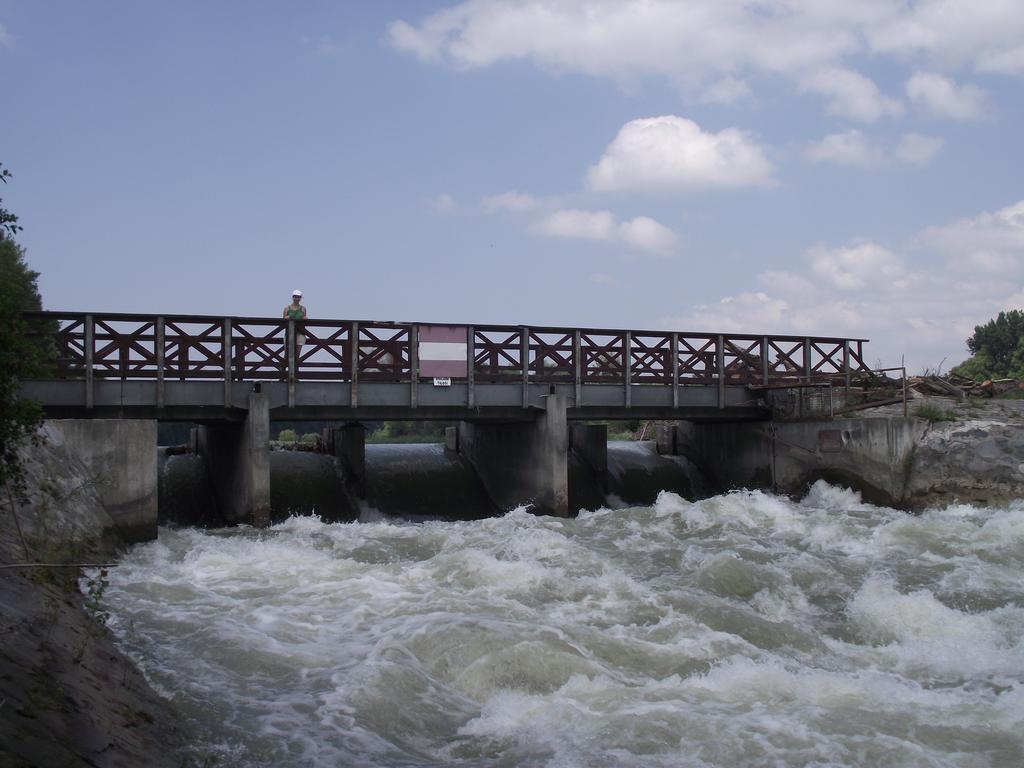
23;311;870;389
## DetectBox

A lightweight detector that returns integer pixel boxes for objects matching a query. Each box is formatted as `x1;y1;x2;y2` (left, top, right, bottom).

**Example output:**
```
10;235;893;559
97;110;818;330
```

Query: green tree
0;163;22;240
1;166;50;499
954;310;1024;380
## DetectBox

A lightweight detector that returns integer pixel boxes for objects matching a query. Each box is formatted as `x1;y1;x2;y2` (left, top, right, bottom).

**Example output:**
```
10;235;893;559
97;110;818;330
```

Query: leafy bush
954;310;1024;380
1;164;53;499
277;428;298;442
367;422;447;444
951;352;995;381
914;403;958;422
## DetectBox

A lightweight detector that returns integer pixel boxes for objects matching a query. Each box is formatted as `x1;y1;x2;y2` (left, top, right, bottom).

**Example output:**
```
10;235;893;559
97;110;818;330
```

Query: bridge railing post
671;332;679;408
287;318;296;408
410;324;419;408
843;339;851;406
156;316;165;410
85;313;94;410
624;331;632;408
762;335;769;386
350;321;359;408
574;330;582;407
466;324;474;408
521;327;529;408
717;334;725;409
223;318;232;407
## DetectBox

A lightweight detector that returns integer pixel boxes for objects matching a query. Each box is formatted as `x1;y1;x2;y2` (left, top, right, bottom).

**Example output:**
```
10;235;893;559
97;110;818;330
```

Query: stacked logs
908;374;1023;399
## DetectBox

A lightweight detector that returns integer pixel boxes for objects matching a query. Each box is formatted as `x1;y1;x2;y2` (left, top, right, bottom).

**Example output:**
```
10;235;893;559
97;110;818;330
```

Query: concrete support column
53;419;158;543
444;426;459;452
332;422;366;497
544;394;570;516
571;423;608;492
457;394;570;517
655;424;677;455
197;392;271;527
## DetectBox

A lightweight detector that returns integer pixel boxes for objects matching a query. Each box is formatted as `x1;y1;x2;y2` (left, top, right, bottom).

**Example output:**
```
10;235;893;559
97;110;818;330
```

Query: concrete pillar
544;394;569;516
332;422;366;497
655;424;676;455
571;423;608;492
197;392;271;527
52;419;158;543
444;426;459;452
457;394;570;517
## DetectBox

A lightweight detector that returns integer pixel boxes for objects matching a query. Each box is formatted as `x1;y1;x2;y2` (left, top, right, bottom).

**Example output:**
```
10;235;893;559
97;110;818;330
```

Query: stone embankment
0;424;188;768
674;395;1024;509
903;398;1024;507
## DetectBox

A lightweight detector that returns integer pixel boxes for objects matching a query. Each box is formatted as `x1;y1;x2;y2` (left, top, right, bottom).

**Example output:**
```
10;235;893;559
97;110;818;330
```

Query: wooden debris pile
907;374;1023;399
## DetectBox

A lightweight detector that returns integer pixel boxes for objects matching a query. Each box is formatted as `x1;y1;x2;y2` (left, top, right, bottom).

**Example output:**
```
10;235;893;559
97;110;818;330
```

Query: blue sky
3;1;1024;371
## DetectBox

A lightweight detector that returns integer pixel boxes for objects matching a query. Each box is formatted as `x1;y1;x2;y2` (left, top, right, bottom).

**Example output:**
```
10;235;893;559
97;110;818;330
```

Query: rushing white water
98;482;1024;767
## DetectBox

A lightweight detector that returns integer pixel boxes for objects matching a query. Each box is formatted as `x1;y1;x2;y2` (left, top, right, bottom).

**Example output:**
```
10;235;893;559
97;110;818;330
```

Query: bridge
19;311;872;525
21;311;869;421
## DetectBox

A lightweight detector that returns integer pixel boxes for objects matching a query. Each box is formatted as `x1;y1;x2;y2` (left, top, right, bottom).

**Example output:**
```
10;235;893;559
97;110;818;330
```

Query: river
97;482;1024;767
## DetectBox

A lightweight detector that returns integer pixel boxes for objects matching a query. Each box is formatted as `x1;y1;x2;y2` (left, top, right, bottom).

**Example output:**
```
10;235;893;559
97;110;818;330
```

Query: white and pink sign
418;325;468;377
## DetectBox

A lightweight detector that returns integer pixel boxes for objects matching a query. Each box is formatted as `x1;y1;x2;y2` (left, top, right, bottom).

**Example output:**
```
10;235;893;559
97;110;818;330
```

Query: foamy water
98;482;1024;767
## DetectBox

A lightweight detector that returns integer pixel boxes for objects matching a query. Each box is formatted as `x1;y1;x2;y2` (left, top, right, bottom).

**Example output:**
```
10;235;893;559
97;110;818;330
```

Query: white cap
292;289;302;297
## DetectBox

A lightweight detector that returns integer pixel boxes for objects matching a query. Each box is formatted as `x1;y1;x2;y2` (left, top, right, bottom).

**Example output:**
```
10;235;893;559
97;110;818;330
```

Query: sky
2;0;1024;372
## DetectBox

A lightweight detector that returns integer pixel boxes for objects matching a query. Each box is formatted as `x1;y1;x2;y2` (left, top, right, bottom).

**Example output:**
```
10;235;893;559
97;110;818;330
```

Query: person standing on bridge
283;289;307;357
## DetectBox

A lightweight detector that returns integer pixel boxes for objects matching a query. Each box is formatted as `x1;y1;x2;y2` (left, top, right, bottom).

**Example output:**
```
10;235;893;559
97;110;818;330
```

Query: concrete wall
330;423;366;497
52;419;158;543
676;417;927;506
458;394;570;516
196;392;271;526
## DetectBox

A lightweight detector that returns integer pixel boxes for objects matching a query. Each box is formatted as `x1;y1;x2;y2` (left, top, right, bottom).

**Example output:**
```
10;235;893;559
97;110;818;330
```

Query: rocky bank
901;397;1024;507
0;424;188;768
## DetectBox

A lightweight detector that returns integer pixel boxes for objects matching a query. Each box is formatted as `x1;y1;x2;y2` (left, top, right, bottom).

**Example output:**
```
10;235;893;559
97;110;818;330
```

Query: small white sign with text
432;377;452;387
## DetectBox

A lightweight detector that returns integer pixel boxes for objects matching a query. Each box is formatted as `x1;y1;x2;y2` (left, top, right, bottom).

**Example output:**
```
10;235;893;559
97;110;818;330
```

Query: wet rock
1;428;190;768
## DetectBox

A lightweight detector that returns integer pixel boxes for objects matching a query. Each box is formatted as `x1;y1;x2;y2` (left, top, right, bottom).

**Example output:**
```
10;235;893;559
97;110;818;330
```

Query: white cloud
799;67;903;122
919;200;1024;273
669;292;794;335
699;76;753;105
895;133;944;165
976;45;1024;75
868;2;1024;75
805;130;944;168
387;1;862;79
619;216;678;255
430;193;457;214
758;271;816;296
389;1;1024;119
480;191;541;213
906;72;987;120
804;130;883;168
586;116;775;193
663;200;1024;371
534;208;677;255
808;242;908;291
536;209;616;241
